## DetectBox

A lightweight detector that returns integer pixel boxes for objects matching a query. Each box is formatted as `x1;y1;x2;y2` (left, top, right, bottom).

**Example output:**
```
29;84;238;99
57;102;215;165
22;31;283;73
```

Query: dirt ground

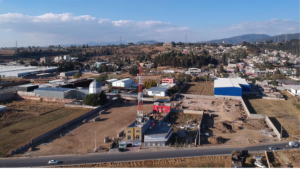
174;97;277;146
268;149;300;168
244;92;300;140
243;153;269;168
30;101;154;156
52;155;231;168
0;101;91;157
180;82;214;96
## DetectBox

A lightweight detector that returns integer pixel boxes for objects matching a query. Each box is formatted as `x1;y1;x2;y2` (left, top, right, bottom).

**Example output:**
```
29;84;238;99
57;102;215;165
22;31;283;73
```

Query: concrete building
144;124;173;147
0;66;57;77
17;84;39;92
60;70;79;77
162;78;175;84
188;68;201;74
214;78;250;97
124;117;151;146
148;87;168;97
40;57;50;63
34;87;88;100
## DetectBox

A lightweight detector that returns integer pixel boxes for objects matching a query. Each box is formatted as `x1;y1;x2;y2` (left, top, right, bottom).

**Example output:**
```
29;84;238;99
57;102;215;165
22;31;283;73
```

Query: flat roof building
214;78;250;97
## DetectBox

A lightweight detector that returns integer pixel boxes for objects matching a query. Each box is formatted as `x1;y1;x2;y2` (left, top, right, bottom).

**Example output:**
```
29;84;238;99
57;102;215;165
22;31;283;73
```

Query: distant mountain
199;34;271;44
255;33;300;42
135;40;160;45
60;41;125;47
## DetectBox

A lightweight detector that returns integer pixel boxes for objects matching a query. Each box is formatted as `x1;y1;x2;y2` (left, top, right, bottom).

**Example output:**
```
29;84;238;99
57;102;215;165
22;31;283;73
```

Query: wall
0;92;15;101
10;98;119;155
214;87;242;97
18;95;75;103
17;91;35;96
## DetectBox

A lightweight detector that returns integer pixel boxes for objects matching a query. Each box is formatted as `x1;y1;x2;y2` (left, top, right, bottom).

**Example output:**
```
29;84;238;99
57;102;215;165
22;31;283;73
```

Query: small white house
112;78;134;88
291;87;300;96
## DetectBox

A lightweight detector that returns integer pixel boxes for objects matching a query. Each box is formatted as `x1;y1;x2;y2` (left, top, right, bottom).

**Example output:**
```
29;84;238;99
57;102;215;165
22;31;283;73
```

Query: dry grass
52;155;230;168
0;107;92;157
244;93;300;140
180;82;214;96
0;49;15;56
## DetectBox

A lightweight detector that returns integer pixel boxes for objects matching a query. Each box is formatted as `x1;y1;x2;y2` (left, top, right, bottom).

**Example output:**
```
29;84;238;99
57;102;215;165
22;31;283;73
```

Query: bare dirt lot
244;92;300;140
180;82;214;96
174;96;277;146
268;149;300;168
30;101;154;156
0;99;91;157
52;155;231;168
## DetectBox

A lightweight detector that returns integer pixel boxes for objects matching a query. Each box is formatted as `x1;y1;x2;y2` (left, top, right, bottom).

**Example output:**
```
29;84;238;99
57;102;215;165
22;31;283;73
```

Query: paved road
0;141;298;168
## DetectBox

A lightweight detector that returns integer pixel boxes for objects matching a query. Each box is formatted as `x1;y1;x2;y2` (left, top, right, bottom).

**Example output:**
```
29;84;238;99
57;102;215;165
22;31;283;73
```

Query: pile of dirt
214;121;238;133
208;136;227;144
243;119;268;130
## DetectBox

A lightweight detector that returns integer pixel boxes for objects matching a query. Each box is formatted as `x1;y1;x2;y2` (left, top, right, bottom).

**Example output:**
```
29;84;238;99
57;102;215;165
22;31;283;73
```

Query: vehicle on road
269;146;276;151
48;160;59;164
289;141;298;147
118;141;127;151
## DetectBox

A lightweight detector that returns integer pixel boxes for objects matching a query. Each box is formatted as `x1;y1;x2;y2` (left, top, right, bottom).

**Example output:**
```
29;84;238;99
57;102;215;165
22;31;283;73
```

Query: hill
136;40;160;44
200;34;271;44
255;33;300;42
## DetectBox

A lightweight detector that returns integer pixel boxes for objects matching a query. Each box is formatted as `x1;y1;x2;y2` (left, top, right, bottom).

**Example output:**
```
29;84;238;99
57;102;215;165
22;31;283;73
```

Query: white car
48;160;59;164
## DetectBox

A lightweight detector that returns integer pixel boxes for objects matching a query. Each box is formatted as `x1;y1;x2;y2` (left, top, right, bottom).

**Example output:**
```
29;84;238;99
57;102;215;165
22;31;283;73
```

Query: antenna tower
136;65;144;123
15;41;18;48
185;34;187;44
120;36;122;45
285;34;288;42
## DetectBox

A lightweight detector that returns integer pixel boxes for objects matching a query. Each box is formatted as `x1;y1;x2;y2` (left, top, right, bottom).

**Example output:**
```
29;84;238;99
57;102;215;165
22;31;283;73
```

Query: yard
0;100;92;157
180;82;214;96
243;92;300;140
29;101;154;156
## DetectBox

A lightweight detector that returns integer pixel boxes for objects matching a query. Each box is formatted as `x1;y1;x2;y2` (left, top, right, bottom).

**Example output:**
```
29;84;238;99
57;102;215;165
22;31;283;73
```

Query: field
268;149;300;168
0;49;15;57
30;101;154;156
243;92;300;140
52;155;231;168
180;82;214;96
0;100;92;157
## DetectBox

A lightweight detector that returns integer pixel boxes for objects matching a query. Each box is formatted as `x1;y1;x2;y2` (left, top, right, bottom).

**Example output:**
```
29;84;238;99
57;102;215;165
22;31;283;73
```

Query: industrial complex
214;78;250;97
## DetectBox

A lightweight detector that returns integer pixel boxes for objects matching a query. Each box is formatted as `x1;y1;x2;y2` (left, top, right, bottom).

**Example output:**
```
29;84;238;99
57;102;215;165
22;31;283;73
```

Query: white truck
289;141;298;147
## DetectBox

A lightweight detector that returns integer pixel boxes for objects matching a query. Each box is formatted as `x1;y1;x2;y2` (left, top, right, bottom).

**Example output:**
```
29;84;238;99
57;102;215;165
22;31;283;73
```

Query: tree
83;91;108;106
73;72;82;79
144;80;157;89
107;83;112;91
129;65;139;76
171;41;176;47
96;74;108;82
235;66;239;73
219;65;224;73
30;61;38;66
274;69;280;74
238;72;243;78
296;67;300;77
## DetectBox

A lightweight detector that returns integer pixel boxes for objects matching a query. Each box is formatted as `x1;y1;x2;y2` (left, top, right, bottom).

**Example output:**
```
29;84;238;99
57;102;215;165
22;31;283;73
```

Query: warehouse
59;70;79;77
0;66;57;77
34;87;89;100
17;84;39;92
148;87;168;97
112;78;134;89
214;78;250;97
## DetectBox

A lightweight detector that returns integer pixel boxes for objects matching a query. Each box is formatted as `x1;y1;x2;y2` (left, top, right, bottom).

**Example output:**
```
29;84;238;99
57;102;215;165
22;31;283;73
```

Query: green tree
129;65;139;76
96;74;108;82
73;72;82;79
238;72;243;78
144;80;157;89
171;41;176;47
219;65;224;73
235;66;239;73
83;92;108;106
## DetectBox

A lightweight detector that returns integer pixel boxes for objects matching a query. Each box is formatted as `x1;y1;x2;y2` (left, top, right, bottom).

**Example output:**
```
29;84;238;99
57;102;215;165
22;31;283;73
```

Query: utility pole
185;34;187;44
15;41;18;48
94;131;97;152
120;36;122;45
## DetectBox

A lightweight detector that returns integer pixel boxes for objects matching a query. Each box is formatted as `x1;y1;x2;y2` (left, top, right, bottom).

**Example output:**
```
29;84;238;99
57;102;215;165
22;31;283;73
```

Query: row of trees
144;80;157;89
83;92;108;106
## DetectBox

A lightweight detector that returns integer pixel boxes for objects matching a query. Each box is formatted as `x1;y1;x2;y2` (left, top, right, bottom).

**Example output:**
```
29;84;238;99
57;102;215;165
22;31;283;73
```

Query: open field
52;155;231;168
180;82;214;96
0;104;92;157
268;149;300;168
30;101;154;156
0;50;15;56
173;96;277;145
243;93;300;140
0;99;65;128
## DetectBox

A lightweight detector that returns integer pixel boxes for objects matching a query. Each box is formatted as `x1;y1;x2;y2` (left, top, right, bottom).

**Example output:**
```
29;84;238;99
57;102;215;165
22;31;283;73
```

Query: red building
162;78;175;84
153;102;171;114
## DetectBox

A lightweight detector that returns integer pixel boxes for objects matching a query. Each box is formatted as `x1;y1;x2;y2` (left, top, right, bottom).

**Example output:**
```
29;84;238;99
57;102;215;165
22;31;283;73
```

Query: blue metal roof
148;87;168;92
34;87;73;92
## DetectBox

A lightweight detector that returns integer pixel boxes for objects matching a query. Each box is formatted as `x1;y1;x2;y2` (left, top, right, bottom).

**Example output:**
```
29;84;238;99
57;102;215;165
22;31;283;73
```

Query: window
136;135;140;140
128;135;131;140
128;130;131;133
136;130;140;133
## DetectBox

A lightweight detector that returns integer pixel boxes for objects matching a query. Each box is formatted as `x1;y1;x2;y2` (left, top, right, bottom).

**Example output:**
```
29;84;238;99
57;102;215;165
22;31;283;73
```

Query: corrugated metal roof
148;87;168;92
18;84;38;87
34;87;73;92
214;78;249;88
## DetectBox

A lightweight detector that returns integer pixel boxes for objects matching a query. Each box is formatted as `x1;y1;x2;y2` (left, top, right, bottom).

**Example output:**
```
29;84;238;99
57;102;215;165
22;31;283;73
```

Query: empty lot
243;93;300;140
31;101;154;156
180;82;214;96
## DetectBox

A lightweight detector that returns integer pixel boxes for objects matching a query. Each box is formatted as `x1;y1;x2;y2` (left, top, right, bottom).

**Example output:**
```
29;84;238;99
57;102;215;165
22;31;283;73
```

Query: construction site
172;95;278;146
27;101;154;156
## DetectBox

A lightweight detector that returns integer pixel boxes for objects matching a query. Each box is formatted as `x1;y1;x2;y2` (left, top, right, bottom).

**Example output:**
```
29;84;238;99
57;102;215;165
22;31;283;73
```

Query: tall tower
185;34;187;44
136;65;144;123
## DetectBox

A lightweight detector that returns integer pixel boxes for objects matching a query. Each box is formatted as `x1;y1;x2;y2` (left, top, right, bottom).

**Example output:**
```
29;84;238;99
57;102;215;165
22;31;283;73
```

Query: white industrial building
214;78;250;97
89;79;102;94
59;70;79;77
0;66;57;77
112;78;134;89
0;105;7;112
147;83;176;97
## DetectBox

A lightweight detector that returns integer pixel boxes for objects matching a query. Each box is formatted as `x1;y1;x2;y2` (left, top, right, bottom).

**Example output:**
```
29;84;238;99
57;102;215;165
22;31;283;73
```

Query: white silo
89;79;102;94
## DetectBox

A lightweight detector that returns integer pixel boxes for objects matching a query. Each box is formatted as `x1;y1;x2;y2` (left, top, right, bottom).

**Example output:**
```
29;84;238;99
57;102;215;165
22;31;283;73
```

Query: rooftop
148;87;168;92
34;87;73;92
144;124;172;136
214;78;249;88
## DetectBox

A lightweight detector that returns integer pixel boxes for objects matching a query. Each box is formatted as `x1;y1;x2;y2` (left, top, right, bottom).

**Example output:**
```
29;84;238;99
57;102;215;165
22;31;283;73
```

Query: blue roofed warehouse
214;78;250;97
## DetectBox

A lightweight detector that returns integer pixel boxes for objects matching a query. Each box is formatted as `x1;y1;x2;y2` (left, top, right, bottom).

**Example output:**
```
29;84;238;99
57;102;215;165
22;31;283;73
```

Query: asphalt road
0;141;298;168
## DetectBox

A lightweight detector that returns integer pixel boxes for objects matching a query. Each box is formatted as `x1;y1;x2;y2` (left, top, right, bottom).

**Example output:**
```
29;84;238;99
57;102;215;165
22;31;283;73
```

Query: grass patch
0;107;92;156
180;82;214;96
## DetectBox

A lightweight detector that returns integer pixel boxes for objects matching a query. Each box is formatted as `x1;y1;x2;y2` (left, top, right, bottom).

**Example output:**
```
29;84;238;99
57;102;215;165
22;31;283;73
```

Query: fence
265;150;271;168
10;98;120;155
171;109;203;114
18;95;75;103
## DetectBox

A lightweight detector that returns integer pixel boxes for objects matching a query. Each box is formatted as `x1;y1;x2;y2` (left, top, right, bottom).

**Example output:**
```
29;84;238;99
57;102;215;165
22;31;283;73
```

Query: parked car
48;160;59;164
269;146;276;151
289;141;298;147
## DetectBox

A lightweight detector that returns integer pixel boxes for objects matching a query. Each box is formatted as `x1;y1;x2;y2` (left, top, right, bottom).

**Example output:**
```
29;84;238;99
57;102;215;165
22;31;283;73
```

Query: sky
0;0;299;47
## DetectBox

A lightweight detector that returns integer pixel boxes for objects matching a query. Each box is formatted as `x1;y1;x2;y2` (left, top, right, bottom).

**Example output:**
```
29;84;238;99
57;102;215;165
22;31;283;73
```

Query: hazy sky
0;0;299;47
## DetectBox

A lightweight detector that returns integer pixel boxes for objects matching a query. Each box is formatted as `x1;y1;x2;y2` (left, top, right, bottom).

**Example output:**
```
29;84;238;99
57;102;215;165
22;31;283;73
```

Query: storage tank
89;79;102;94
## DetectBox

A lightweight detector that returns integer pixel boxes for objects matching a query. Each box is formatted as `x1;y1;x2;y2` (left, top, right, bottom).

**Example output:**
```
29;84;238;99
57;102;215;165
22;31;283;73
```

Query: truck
289;141;298;147
118;141;127;151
